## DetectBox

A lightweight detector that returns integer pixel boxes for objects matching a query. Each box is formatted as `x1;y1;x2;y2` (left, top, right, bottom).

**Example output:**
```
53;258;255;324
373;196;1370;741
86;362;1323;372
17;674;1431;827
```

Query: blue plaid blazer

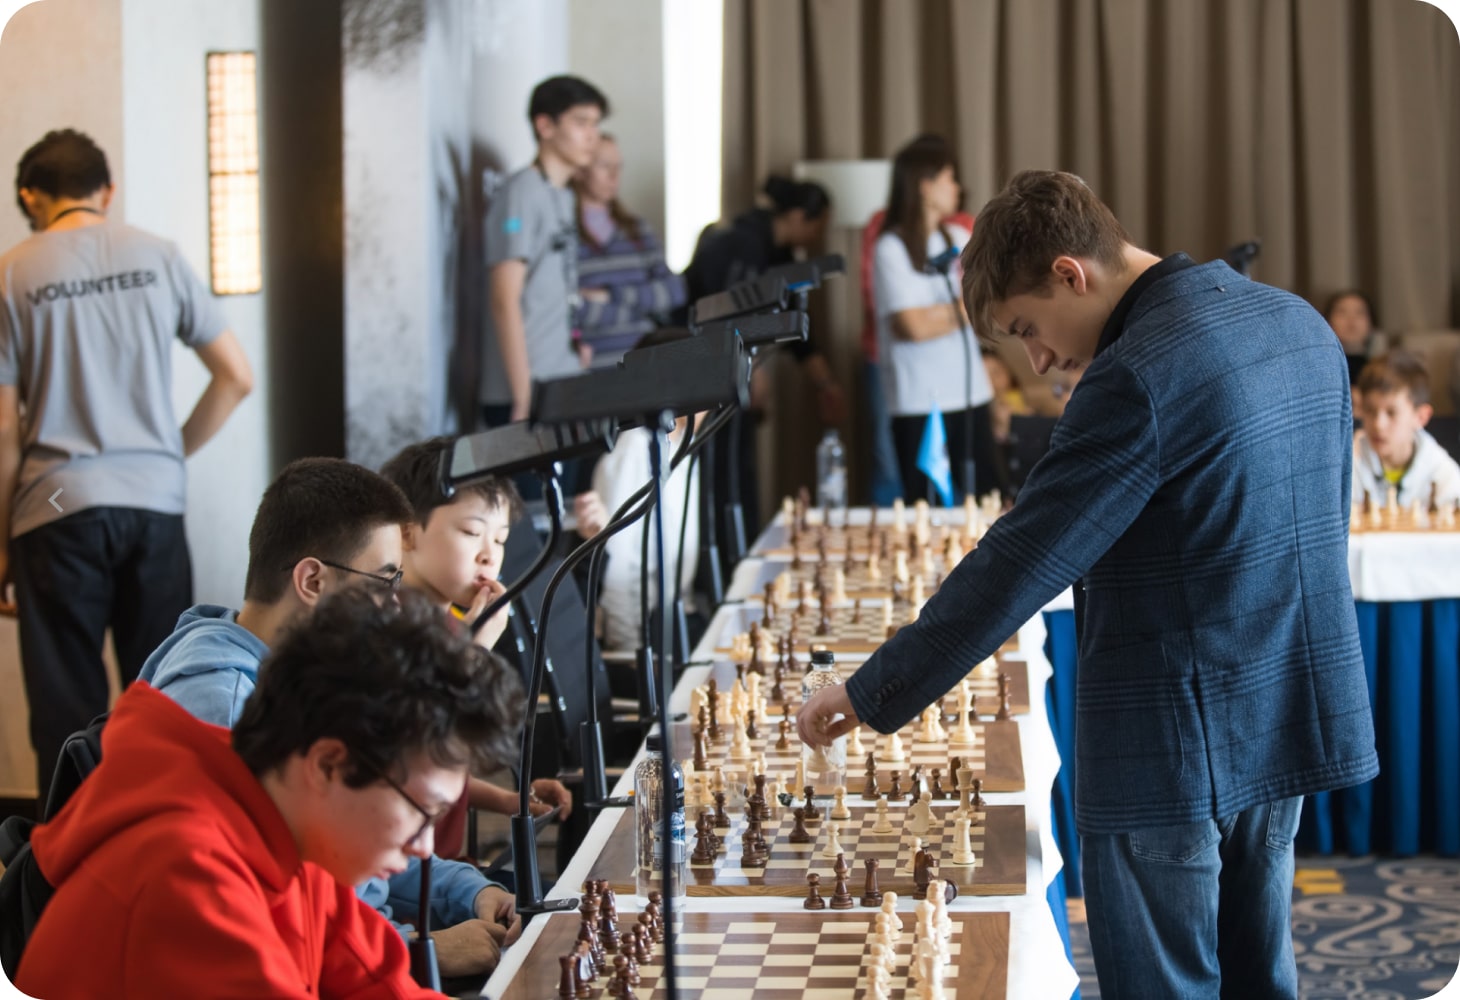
845;260;1380;834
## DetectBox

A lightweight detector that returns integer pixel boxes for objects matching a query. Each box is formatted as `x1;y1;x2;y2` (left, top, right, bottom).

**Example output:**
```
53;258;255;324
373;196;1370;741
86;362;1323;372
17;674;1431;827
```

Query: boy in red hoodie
16;587;524;999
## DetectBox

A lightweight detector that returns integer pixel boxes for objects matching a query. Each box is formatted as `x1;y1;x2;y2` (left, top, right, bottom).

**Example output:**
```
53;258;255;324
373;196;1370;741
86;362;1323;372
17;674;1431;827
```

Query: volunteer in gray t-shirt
480;75;610;511
0;130;253;806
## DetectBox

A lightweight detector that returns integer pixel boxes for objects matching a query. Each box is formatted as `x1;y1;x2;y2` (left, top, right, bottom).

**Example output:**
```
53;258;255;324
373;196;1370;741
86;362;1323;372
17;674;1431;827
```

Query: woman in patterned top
572;134;686;368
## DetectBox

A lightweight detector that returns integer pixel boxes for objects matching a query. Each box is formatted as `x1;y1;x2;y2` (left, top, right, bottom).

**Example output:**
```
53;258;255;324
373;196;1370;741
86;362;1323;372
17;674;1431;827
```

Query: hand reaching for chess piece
797;683;861;748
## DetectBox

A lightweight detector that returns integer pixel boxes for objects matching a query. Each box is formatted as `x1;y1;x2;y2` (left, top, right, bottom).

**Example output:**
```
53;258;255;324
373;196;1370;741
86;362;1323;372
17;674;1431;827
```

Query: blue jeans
1082;796;1303;1000
865;361;903;506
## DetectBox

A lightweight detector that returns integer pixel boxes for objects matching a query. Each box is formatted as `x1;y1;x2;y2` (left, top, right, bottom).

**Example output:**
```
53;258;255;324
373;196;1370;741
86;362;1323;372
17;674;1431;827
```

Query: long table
483;509;1079;999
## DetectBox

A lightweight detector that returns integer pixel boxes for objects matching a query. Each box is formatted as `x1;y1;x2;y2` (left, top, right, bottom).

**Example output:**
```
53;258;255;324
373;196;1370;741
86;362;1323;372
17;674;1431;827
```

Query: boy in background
1352;351;1460;508
380;438;574;833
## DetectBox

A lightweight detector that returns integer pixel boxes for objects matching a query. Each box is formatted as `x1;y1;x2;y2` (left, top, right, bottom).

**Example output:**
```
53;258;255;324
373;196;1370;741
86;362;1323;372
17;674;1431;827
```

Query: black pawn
804;872;826;910
789;806;812;843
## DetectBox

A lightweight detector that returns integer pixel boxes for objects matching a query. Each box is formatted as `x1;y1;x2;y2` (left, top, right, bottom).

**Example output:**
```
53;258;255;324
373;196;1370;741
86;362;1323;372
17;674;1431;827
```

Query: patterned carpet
1066;855;1460;999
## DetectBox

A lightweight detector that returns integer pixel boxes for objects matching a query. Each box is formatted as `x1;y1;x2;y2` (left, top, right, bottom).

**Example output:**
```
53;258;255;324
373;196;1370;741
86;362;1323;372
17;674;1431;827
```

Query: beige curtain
722;0;1460;510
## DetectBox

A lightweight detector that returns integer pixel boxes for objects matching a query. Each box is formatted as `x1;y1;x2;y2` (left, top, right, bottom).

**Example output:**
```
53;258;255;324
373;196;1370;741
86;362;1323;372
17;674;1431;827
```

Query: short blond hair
961;170;1130;339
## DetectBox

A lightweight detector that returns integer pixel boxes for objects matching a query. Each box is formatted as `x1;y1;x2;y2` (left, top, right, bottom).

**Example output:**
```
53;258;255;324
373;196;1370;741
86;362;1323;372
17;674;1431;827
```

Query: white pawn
976;656;998;677
729;720;753;760
847;725;865;757
905;836;923;875
916;705;946;743
880;730;906;764
822;821;844;859
880;598;894;633
833;566;848;605
951;816;976;866
872;797;895;834
831;786;851;820
880;891;901;934
793;758;807;794
764;777;781;816
908;793;936;836
867;964;893;1000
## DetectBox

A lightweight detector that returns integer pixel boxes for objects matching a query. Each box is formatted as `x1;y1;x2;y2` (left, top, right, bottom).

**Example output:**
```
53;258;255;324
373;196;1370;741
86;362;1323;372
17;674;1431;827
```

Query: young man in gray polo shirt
0;129;253;808
480;75;609;514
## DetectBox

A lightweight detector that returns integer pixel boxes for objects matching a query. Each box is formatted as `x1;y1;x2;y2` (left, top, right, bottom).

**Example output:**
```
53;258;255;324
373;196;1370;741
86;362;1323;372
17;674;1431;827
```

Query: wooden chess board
497;908;1009;999
585;800;1026;899
756;518;977;560
703;654;1032;718
684;712;1025;793
718;600;920;656
745;557;948;601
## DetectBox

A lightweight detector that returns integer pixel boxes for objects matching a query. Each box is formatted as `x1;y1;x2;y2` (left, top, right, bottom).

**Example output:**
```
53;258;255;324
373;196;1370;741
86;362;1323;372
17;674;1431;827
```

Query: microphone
923;244;963;275
690;273;792;325
438;419;616;498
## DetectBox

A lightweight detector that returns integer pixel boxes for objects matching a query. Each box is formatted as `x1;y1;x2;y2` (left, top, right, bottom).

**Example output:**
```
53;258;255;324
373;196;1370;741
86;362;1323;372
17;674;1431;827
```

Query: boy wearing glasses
17;588;523;998
136;457;520;980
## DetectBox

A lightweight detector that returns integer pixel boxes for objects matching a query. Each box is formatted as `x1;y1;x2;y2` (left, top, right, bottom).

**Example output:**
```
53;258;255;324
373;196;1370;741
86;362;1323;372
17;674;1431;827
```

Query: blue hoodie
136;605;269;728
136;604;498;935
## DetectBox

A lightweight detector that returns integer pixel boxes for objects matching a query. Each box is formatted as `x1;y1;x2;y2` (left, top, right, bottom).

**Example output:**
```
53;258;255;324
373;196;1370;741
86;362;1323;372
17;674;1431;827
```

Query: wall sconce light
206;51;261;295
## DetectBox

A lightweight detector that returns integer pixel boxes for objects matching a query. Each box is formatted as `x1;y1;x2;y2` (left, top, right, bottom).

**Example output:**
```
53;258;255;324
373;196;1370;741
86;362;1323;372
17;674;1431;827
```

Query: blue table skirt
1043;602;1460;874
1301;599;1460;857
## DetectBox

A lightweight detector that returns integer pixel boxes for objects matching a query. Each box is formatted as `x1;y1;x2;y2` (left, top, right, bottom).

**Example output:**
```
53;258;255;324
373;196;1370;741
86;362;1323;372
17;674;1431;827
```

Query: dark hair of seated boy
16;588;524;998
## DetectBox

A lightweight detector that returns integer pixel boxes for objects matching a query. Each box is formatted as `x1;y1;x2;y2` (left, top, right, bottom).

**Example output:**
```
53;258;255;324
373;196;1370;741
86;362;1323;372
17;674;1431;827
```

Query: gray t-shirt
479;165;581;405
0;222;226;537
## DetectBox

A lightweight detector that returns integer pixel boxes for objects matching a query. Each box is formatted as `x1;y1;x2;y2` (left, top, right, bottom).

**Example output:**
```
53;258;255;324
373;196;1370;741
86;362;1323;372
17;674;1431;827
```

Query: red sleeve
317;869;447;999
860;210;886;361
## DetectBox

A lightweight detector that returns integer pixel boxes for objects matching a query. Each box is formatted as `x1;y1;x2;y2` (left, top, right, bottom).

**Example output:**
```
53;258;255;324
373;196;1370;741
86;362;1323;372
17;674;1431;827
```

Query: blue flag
916;410;955;506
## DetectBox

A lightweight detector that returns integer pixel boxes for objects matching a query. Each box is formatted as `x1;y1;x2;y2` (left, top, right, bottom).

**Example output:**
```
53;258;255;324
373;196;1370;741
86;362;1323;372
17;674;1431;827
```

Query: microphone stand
645;409;680;1000
671;449;696;669
579;408;732;812
408;858;440;990
470;466;565;636
696;433;726;605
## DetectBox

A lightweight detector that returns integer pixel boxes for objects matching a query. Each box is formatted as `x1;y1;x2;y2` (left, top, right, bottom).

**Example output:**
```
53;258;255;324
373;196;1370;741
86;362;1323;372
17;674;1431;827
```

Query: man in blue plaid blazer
800;171;1378;999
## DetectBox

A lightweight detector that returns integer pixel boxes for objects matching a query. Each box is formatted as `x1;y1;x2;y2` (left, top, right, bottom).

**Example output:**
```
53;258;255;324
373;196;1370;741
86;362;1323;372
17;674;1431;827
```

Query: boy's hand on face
466;578;511;650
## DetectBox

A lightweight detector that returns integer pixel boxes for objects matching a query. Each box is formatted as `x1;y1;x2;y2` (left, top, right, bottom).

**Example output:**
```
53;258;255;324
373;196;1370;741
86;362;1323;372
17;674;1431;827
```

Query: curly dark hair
232;588;524;784
380;436;523;527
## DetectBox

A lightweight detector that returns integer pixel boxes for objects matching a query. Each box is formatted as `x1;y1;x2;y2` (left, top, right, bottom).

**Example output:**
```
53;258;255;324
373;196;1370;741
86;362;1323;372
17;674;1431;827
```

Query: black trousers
890;404;1004;504
12;507;192;810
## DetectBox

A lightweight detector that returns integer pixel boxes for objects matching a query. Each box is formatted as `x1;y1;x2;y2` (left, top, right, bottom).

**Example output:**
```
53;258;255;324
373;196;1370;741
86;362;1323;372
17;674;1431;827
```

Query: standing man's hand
797;684;861;748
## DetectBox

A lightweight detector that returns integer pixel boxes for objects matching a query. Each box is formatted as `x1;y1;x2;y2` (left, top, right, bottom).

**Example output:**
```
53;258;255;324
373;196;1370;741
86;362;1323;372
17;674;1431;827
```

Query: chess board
1349;507;1460;533
704;653;1032;718
718;600;925;657
683;711;1025;793
586;799;1026;898
497;909;1009;1000
744;556;947;601
755;518;978;561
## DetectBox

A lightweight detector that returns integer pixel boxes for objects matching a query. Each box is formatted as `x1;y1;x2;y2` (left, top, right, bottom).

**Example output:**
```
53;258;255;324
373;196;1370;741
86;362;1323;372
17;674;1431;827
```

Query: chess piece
804;872;826;909
863;761;880;800
916;704;946;743
713;790;729;828
793;758;807;796
861;857;884;906
831;786;851;820
880;730;906;763
789;806;812;843
931;768;946;799
706;680;722;741
833;566;847;604
741;812;767;867
905;836;924;875
559;953;580;998
847;724;864;757
880;599;894;636
908;793;935;836
618;934;641;986
745;708;759;741
821;821;844;859
914;848;932;900
955;767;974;820
972;777;985;812
816;603;832;636
802;784;821;821
691;812;715;864
952;816;976;865
889;772;903;799
775;717;791;750
830;853;855;909
996;672;1013;721
950;682;977;743
872;797;894;834
692;725;708;773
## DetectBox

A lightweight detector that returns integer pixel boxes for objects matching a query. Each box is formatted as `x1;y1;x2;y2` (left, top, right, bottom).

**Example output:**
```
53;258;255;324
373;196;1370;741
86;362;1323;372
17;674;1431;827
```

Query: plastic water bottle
801;649;848;793
816;430;848;510
634;733;686;900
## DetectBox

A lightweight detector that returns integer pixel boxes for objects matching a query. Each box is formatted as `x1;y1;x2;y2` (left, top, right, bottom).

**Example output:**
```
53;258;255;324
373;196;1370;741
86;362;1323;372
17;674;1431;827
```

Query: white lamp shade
793;159;891;229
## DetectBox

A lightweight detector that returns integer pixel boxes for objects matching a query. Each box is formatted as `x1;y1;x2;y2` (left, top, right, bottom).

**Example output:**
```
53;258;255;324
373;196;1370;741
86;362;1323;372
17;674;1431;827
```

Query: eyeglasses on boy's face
315;559;404;594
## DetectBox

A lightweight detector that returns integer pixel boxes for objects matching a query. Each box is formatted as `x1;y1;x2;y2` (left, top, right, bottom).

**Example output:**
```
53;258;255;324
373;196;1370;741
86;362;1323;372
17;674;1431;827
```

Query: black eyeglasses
362;762;437;848
317;559;403;594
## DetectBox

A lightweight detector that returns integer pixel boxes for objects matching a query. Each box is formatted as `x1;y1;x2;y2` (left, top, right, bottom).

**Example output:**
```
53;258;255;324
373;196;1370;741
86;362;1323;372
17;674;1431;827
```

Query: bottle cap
810;649;836;666
646;733;664;752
